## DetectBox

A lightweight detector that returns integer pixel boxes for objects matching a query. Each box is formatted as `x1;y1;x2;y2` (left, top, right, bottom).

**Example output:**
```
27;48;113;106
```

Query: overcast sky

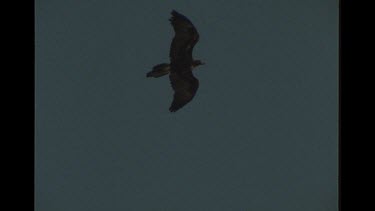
36;0;338;210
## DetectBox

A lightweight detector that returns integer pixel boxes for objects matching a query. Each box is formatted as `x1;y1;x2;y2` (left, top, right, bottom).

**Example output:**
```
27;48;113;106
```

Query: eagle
146;10;204;112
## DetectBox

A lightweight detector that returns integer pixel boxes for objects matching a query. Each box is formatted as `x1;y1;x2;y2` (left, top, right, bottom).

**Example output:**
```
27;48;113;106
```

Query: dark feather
146;63;170;78
166;10;201;112
169;71;199;112
169;10;200;69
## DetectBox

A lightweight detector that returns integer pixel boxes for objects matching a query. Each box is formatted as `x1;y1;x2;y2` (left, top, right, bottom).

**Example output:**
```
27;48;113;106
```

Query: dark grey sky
36;0;338;210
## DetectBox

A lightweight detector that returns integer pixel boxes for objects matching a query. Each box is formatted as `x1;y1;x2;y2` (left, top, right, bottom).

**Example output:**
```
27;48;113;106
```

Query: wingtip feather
169;104;179;112
170;10;191;23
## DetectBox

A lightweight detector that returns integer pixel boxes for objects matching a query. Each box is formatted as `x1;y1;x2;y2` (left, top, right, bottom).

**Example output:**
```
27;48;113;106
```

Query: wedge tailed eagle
146;10;204;112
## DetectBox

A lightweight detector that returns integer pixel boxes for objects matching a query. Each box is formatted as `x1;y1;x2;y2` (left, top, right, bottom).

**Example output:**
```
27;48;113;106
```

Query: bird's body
146;10;204;112
146;60;203;78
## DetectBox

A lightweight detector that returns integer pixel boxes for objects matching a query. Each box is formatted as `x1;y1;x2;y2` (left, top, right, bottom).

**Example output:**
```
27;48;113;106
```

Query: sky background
35;0;338;210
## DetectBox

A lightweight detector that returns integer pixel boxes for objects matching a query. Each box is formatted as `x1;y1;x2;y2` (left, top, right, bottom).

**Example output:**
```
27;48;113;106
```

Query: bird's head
192;60;205;68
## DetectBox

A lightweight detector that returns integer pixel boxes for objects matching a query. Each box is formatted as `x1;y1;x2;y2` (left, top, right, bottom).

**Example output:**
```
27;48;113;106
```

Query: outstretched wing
169;10;199;69
167;10;200;112
169;71;199;112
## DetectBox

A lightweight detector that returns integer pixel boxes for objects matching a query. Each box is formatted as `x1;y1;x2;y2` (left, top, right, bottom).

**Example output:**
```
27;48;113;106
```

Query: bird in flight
146;10;204;112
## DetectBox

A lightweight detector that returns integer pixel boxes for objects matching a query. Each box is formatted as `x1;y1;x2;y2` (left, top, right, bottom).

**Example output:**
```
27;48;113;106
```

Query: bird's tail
146;63;171;78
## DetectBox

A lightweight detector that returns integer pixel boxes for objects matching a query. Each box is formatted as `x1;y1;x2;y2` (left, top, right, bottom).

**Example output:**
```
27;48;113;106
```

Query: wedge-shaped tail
146;63;170;78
